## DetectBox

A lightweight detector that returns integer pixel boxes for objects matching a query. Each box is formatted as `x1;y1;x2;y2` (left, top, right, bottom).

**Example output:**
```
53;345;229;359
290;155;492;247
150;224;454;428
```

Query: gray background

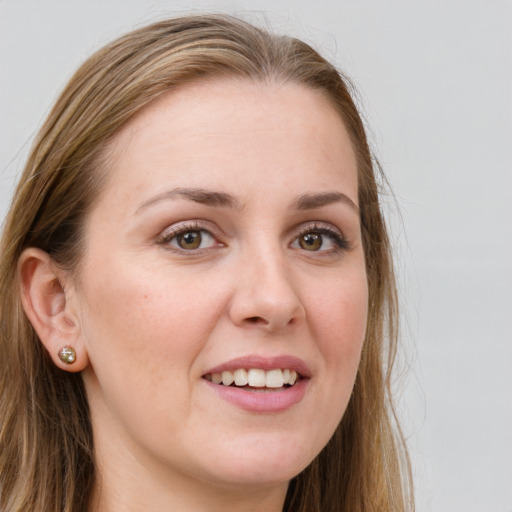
1;1;511;510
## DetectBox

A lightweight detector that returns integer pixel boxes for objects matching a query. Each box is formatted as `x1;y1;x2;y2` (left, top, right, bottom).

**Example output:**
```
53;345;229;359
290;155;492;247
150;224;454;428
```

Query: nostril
247;316;267;324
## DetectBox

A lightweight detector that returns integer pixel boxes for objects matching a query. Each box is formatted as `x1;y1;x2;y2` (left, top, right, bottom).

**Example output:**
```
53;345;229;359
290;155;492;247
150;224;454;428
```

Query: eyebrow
136;187;358;214
293;192;359;213
136;187;242;213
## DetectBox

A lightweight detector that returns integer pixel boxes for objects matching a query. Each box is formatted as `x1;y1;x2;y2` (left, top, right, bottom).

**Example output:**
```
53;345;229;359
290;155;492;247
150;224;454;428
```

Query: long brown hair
0;14;413;511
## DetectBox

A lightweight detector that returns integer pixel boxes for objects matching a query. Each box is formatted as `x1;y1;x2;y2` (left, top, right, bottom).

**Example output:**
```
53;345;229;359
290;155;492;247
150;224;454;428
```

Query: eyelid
157;220;225;250
156;219;349;255
295;221;344;238
291;221;349;251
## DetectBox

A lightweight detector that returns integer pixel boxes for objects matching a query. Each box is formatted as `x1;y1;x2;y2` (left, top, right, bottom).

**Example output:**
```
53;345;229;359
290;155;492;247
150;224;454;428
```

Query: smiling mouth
203;368;299;391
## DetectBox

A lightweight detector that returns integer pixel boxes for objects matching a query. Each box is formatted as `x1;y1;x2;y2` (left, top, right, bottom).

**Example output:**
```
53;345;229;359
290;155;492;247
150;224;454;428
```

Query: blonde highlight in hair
0;14;413;511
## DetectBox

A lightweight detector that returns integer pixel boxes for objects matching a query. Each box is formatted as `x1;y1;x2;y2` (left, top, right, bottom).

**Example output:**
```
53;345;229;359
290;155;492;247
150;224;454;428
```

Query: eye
291;224;348;253
173;230;215;250
158;221;223;252
298;232;323;251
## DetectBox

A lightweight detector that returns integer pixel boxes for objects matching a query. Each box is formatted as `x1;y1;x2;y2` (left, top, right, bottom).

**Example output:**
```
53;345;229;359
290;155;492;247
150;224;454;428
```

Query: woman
0;14;413;512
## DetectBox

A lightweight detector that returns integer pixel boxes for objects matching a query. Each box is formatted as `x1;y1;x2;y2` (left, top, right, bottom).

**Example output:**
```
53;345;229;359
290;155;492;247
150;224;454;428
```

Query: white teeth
208;368;300;388
266;369;285;388
234;368;248;386
221;371;234;386
248;369;266;387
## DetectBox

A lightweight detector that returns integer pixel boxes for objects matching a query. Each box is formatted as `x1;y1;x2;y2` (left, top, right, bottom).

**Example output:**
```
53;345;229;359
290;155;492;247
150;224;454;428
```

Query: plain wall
1;1;511;510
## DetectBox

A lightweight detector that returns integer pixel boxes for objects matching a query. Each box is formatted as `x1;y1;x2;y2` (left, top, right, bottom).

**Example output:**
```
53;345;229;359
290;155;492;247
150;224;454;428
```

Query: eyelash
293;222;349;253
157;220;349;254
157;220;224;253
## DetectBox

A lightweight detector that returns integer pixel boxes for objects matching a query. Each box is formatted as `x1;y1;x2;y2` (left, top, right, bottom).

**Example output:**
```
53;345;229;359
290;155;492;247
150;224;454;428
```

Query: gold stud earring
58;346;76;365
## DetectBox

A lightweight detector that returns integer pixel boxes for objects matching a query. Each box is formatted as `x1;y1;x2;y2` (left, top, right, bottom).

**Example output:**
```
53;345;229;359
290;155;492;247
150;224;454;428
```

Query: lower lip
204;379;308;413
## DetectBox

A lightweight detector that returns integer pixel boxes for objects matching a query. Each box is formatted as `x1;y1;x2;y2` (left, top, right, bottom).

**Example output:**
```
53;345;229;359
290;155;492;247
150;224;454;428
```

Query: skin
22;79;369;511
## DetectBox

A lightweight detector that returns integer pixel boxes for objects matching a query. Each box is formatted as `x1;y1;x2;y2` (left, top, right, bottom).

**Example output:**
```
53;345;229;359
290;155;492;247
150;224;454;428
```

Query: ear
18;248;89;372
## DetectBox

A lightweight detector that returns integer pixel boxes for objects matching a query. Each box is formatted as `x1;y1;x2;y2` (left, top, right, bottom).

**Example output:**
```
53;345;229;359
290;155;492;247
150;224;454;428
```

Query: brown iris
299;233;322;251
177;231;202;250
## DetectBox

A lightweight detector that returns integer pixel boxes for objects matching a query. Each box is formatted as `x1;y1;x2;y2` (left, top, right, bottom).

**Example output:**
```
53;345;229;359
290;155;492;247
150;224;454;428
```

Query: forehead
99;78;358;210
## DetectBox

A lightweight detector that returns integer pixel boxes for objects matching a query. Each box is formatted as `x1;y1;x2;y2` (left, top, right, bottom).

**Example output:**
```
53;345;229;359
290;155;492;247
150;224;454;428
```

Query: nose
228;250;306;332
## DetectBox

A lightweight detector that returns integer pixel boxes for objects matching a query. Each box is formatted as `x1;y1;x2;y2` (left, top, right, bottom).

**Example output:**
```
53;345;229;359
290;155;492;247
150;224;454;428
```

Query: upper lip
203;355;312;378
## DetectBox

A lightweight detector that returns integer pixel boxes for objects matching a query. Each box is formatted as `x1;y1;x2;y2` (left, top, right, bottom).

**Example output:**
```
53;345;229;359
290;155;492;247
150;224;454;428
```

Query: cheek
81;260;220;345
314;273;368;346
309;270;368;391
287;270;368;457
77;265;233;454
77;263;226;404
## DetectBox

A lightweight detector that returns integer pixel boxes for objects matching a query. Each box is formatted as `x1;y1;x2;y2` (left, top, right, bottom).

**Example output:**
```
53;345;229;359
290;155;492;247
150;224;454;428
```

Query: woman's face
74;79;368;494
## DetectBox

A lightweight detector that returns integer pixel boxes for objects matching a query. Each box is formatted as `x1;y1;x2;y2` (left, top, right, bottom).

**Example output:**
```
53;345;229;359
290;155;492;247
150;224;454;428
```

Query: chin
190;431;322;490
